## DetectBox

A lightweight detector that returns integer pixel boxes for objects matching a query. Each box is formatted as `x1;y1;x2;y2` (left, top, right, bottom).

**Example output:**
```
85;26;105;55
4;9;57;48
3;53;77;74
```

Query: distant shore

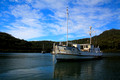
102;49;120;53
0;29;120;53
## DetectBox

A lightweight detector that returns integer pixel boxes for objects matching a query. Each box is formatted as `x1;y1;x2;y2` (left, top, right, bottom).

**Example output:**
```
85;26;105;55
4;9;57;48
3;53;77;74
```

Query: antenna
66;7;69;46
89;26;96;44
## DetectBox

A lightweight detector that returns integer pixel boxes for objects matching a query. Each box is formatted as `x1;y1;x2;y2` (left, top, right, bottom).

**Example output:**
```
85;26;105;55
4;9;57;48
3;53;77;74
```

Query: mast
66;7;69;46
89;26;92;44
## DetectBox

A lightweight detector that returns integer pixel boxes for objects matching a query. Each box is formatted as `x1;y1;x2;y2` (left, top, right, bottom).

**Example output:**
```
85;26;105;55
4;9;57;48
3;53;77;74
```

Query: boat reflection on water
53;60;103;80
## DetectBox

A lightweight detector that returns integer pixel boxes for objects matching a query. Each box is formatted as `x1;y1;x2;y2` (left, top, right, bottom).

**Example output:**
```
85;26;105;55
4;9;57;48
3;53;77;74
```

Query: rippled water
0;53;120;80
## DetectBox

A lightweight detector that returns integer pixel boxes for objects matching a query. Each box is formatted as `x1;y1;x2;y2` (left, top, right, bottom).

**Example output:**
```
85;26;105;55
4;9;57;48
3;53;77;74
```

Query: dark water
0;53;120;80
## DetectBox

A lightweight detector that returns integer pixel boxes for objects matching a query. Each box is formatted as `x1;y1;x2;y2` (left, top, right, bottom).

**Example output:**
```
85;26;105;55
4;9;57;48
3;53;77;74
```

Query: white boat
52;8;102;61
52;43;102;61
41;44;45;54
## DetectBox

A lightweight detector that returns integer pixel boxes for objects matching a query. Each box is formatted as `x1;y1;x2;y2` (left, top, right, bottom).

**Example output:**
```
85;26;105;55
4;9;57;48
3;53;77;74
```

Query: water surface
0;53;120;80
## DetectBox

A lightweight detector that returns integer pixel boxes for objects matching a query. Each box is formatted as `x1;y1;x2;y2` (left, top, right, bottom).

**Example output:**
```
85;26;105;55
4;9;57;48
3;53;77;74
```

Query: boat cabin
72;44;101;53
73;44;94;52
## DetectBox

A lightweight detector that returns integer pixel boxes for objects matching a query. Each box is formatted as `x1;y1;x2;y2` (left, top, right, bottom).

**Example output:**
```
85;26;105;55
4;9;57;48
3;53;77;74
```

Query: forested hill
96;29;120;52
0;32;31;52
0;29;120;53
0;32;54;52
71;29;120;52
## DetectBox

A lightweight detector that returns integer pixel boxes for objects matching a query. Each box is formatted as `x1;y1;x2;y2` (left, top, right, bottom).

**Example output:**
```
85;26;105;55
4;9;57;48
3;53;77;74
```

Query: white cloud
2;0;120;41
25;0;32;3
6;4;46;40
74;0;111;6
9;0;18;2
10;4;42;19
32;0;67;10
8;27;45;39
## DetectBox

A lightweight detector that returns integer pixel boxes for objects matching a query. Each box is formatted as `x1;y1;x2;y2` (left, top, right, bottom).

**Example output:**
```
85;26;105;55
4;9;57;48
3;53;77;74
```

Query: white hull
53;43;103;61
55;53;102;61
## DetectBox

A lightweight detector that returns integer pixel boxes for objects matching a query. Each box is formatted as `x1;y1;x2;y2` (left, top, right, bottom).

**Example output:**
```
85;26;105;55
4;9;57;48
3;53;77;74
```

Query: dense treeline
70;29;120;52
0;32;54;52
0;29;120;53
30;41;54;52
94;29;120;52
0;32;30;52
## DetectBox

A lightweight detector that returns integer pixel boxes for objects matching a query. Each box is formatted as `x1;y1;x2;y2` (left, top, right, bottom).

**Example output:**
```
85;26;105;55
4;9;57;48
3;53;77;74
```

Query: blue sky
0;0;120;41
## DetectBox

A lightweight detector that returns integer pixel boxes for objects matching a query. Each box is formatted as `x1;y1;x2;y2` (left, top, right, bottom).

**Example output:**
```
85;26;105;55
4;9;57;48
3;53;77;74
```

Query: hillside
0;29;120;53
95;29;120;52
0;32;32;52
0;32;53;52
72;29;120;52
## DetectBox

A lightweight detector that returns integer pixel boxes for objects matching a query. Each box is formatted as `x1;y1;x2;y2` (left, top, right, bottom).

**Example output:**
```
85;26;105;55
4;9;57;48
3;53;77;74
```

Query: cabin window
86;45;88;48
81;46;83;49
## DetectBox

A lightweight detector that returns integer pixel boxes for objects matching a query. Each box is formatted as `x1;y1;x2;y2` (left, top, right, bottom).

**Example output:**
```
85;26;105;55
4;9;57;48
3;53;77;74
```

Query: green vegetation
0;29;120;53
0;32;54;53
70;29;120;52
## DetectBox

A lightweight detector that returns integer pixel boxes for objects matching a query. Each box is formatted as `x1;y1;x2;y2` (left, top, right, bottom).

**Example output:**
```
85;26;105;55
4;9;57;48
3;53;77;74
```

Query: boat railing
89;47;101;53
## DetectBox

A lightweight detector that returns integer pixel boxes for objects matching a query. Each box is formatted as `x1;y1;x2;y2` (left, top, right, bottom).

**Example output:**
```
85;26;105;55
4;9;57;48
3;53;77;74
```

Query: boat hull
55;53;102;61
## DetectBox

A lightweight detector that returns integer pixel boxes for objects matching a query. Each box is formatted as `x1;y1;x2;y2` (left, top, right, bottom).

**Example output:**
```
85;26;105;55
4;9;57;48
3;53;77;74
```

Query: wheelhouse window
81;46;83;49
86;45;88;48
